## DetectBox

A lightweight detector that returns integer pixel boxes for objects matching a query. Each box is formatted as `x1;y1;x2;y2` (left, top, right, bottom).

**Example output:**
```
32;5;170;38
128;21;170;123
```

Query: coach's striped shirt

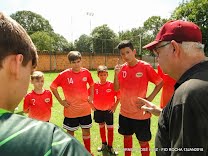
0;109;91;156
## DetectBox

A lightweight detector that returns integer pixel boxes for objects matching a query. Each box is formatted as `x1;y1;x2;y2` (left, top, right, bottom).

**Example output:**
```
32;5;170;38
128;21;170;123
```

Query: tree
30;31;55;51
51;33;74;52
143;16;168;37
91;24;118;54
171;0;208;55
11;10;73;52
74;34;92;53
118;27;145;56
10;10;53;35
31;32;73;52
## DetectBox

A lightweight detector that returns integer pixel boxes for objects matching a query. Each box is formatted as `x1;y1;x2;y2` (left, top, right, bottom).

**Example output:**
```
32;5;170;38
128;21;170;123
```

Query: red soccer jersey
118;60;162;120
157;65;176;108
23;90;52;121
50;68;94;118
93;81;120;111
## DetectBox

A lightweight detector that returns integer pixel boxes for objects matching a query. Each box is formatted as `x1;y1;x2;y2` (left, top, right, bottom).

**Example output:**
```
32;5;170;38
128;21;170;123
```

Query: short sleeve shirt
50;68;94;118
118;61;162;120
93;81;120;110
23;90;52;121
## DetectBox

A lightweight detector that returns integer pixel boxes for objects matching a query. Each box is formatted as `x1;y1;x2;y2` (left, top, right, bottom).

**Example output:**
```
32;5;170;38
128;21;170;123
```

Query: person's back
0;112;90;156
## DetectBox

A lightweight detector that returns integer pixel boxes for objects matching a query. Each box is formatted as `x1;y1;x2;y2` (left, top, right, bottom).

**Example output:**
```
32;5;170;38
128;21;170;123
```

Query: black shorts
118;114;151;141
63;114;92;131
94;110;113;125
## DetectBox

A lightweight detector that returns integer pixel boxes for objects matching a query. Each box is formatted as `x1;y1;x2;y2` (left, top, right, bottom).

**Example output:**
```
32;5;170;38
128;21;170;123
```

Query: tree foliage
91;24;118;54
171;0;208;55
143;16;168;37
31;32;73;51
10;10;53;35
52;33;74;52
74;34;92;53
30;31;54;51
11;10;73;52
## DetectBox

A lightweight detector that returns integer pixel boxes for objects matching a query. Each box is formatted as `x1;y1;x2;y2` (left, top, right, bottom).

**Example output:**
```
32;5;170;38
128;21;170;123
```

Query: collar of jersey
0;108;11;116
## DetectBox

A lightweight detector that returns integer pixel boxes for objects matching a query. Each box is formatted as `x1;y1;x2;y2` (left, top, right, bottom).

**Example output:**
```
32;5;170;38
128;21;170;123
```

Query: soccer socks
140;142;150;156
107;125;114;147
124;136;132;156
99;124;107;143
83;135;91;153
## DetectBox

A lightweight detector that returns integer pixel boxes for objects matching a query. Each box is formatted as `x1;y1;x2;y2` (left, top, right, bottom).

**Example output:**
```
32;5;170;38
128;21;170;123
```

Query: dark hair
67;51;82;62
0;12;38;68
117;40;134;51
97;65;108;74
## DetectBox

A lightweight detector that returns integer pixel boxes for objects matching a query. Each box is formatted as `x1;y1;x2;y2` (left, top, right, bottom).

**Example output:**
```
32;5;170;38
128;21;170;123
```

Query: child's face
31;77;44;90
70;59;82;72
98;72;108;82
120;47;136;63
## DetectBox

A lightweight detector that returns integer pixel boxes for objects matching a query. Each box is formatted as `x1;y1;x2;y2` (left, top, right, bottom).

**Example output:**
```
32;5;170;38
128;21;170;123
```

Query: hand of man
136;97;162;116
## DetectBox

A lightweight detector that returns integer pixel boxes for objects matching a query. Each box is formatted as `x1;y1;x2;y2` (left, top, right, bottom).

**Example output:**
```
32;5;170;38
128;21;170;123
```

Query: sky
1;0;183;42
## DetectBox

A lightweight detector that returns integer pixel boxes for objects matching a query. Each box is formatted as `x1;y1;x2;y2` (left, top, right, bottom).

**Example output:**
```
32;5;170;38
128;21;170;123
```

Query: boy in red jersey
93;65;120;155
24;71;53;122
50;51;94;155
114;40;163;156
157;65;176;109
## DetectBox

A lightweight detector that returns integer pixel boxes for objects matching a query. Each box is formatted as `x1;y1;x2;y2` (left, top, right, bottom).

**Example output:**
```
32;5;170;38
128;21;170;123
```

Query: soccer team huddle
1;12;208;156
23;41;175;156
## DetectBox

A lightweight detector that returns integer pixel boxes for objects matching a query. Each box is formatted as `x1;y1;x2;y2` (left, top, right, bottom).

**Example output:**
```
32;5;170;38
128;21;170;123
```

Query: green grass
17;70;161;156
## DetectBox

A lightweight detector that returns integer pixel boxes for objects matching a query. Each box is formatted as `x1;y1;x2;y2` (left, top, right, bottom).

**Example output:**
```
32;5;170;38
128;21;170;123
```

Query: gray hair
181;42;204;55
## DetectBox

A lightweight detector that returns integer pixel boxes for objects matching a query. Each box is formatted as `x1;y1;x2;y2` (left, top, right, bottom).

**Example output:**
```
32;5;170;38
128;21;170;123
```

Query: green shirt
0;110;91;156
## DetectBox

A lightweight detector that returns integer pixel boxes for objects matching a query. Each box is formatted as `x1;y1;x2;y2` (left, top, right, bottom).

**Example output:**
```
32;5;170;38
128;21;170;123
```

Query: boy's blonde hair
97;65;108;74
31;71;44;80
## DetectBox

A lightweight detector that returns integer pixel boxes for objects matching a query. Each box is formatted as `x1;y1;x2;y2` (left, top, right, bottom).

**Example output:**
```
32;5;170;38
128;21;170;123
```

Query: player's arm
50;86;69;107
114;72;120;91
110;90;120;113
146;80;163;102
114;59;121;91
88;84;95;110
110;96;120;113
23;94;30;113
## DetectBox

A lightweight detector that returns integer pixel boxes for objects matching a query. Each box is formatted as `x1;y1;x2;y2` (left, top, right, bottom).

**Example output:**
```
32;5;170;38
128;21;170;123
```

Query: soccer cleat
107;146;118;155
97;143;107;152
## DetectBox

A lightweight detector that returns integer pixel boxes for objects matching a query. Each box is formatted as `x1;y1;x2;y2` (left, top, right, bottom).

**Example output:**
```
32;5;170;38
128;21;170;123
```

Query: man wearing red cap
140;20;208;156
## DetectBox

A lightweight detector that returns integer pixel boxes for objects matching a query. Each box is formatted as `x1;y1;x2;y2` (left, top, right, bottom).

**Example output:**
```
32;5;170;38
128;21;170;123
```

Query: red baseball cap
143;20;202;50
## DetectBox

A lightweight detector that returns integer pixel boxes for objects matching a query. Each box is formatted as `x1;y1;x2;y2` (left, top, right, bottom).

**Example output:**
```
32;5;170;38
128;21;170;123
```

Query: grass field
16;70;161;156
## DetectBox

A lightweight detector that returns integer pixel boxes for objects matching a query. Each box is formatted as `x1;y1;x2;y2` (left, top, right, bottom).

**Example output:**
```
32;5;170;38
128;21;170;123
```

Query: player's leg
118;114;134;156
80;114;92;154
63;117;79;137
135;118;151;156
105;110;118;155
94;110;107;152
